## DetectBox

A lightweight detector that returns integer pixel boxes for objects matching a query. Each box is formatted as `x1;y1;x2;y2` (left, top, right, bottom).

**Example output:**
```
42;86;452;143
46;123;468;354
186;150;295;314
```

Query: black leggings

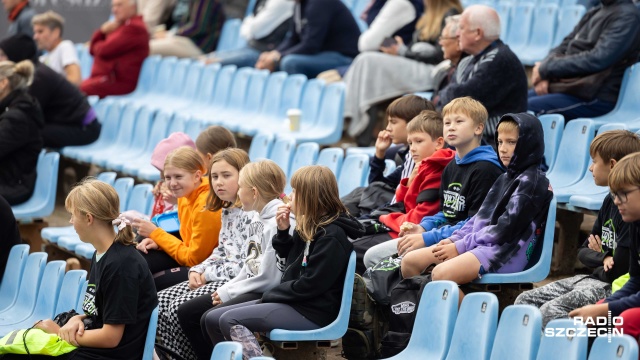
140;250;189;291
177;292;262;360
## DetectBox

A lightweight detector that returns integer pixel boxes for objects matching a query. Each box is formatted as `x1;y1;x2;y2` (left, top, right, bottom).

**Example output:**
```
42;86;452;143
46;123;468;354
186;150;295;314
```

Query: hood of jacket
330;213;366;239
0;88;44;128
421;148;456;170
495;113;545;176
455;144;502;168
600;0;629;7
261;198;285;221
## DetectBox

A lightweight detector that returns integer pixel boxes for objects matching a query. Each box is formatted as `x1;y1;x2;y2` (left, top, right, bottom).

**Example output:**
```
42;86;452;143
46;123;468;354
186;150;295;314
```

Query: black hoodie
0;88;44;205
262;213;364;326
449;113;553;273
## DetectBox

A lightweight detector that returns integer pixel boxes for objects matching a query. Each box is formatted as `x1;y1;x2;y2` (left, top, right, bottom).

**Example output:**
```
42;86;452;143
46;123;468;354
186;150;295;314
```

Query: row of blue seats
0;245;160;359
465;0;582;8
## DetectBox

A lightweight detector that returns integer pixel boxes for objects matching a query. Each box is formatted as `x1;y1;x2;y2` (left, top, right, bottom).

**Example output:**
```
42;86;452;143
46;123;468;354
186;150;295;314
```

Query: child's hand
587;234;603;252
398;222;425;237
132;218;158;237
212;291;223;306
397;233;426;256
136;238;159;254
161;182;177;205
432;242;458;262
276;204;291;231
569;304;609;326
58;315;85;346
188;271;204;289
603;256;614;272
34;319;61;334
407;163;420;187
375;130;392;159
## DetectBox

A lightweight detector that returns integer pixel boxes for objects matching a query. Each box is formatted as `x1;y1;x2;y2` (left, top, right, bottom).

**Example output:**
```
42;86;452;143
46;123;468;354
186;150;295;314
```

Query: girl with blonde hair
204;165;365;359
133;146;222;291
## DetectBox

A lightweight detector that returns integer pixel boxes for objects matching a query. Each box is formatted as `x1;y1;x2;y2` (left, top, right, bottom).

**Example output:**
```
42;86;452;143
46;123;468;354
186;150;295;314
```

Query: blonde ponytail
0;60;34;91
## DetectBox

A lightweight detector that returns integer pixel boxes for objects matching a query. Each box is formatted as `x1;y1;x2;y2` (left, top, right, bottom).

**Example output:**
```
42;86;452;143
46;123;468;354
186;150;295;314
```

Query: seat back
167;112;186;134
12;151;60;221
30;261;66;319
399;281;459;358
108;104;140;154
338;154;370;197
0;244;30;311
4;253;47;315
114;177;135;213
96;172;117;186
313;83;346;144
538;114;564;172
526;4;558;56
287;143;320;191
316;148;344;179
298;79;324;128
210;341;243;360
132;56;161;95
588;335;639;360
76;280;89;314
446;292;499;360
554;5;586;46
496;2;512;41
210;65;239;109
143;110;172;155
128;106;155;154
217;19;242;52
546;119;596;188
242;70;270;114
537;319;588;360
608;63;640;116
54;270;88;315
223;67;254;111
278;74;307;118
269;137;297;178
195;64;223;105
258;72;288;117
490;305;542;360
180;61;204;101
185;118;203;140
142;307;159;360
152;57;178;93
168;58;192;97
249;133;275;161
126;184;155;215
505;3;534;51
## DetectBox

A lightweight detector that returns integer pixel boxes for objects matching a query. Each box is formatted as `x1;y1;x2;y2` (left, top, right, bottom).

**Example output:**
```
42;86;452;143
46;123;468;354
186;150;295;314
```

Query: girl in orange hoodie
133;146;222;291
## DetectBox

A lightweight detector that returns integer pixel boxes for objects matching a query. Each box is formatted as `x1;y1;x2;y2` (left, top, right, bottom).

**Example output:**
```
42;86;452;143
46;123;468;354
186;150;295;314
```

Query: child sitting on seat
203;165;365;359
401;113;552;291
516;130;640;327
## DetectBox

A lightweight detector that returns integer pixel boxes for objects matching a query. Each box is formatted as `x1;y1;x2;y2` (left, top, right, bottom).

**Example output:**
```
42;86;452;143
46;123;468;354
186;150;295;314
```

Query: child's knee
431;264;446;281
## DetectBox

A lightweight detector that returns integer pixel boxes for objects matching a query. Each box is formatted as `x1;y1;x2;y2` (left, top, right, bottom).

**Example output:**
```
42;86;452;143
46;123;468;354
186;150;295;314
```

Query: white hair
445;14;461;37
465;5;501;41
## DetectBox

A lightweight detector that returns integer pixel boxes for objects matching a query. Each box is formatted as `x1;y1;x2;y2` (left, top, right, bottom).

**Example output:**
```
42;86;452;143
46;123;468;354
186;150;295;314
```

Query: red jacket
380;148;455;237
81;15;149;97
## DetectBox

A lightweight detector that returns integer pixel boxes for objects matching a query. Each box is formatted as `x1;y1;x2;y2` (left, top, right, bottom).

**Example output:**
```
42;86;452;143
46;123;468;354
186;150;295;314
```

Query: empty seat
383;281;459;360
553;5;586;47
316;147;345;179
63;102;123;162
195;66;248;126
257;77;320;136
537;319;588;359
546;119;596;188
75;243;97;260
11;151;60;222
54;270;88;315
519;4;558;65
185;118;203;141
210;341;243;360
345;147;375;158
490;305;542;360
126;184;155;215
505;3;535;55
445;292;499;360
589;63;640;126
269;137;297;178
338;154;370;197
236;71;290;136
121;111;172;177
496;2;512;42
569;193;607;211
216;19;242;52
0;244;29;312
538;114;564;172
215;69;270;131
103;106;155;170
77;104;139;164
286;142;320;192
248;133;275;161
0;252;47;319
588;335;638;360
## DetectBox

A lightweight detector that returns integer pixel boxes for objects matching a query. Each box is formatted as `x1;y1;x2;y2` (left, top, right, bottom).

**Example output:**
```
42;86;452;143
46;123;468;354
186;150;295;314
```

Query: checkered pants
514;275;611;328
157;280;227;360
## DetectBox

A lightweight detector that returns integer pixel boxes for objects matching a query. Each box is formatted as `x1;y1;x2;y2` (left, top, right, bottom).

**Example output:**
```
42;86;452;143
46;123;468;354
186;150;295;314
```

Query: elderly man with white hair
436;4;528;143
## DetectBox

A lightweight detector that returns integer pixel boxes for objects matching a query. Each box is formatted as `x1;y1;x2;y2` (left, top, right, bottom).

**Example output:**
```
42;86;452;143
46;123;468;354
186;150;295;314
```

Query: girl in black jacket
203;165;364;359
0;59;44;205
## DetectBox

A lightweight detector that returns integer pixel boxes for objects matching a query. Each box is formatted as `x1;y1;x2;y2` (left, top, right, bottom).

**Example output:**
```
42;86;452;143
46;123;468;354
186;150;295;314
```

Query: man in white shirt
32;11;81;86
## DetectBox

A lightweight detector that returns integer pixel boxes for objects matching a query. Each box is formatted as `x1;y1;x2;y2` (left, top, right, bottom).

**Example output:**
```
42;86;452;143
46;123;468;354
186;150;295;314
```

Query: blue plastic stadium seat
285;82;346;145
215;70;270;131
490;305;542;360
0;260;65;335
104;106;155;171
194;66;246;126
268;252;356;343
316;148;345;179
588;335;638;360
475;196;557;284
185;118;203;141
128;57;178;104
285;142;320;193
11;151;60;222
58;235;83;252
76;280;88;313
62;102;123;162
553;5;586;47
519;4;558;65
126;184;155;215
74;243;97;260
249;133;275;161
0;245;29;312
537;319;588;360
269;137;297;179
236;71;289;135
0;253;47;318
217;19;242;52
588;63;640;127
54;270;87;314
414;91;433;100
505;3;535;55
383;281;459;360
338;154;370;197
546;119;596;188
538;114;564;172
569;193;607;211
113;177;135;212
121;111;172;177
142;307;159;360
78;104;139;164
210;341;243;360
183;64;230;116
345;147;375;158
445;292;499;360
554;123;626;203
496;2;512;41
383;159;397;177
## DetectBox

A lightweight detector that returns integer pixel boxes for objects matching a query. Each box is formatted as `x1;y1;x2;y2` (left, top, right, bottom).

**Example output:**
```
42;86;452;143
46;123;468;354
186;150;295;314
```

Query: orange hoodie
149;177;221;267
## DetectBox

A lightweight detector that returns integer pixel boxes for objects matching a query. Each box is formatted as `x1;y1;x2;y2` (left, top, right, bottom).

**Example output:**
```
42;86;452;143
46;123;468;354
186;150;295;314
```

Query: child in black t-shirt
5;178;158;360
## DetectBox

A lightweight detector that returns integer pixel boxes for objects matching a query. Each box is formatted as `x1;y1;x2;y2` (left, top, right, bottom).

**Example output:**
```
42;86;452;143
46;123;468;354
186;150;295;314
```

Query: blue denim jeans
214;47;262;68
279;51;354;78
527;89;616;121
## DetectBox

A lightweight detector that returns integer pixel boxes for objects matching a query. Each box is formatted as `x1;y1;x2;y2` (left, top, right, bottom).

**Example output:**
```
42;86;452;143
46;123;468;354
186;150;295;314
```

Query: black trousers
177;292;262;360
43;120;101;148
351;233;393;275
140;250;189;291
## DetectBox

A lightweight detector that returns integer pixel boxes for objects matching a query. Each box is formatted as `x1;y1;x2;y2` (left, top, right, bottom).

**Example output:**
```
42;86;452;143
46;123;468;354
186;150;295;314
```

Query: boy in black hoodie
401;113;552;286
516;130;640;328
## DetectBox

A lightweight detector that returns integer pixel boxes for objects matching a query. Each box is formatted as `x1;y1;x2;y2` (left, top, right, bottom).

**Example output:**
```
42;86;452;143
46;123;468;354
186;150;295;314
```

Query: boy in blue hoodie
363;97;504;269
401;113;553;286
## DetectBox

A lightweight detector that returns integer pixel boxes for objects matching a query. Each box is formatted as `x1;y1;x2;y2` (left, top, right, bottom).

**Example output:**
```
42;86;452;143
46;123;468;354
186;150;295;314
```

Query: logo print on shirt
443;182;466;217
601;219;617;253
83;284;98;316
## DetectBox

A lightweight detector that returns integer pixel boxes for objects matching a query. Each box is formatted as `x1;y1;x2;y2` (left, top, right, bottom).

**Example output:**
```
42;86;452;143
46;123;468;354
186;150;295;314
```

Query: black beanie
0;34;37;63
